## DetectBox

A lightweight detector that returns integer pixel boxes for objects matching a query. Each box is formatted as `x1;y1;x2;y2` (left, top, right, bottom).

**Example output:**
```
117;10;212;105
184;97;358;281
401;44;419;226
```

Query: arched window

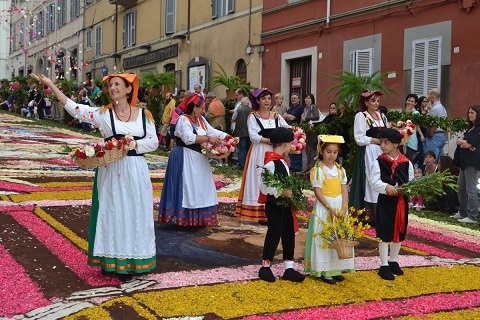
164;63;175;74
236;59;247;84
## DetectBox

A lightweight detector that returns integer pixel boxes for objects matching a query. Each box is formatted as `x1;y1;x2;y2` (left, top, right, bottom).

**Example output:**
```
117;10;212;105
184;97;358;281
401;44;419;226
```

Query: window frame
349;48;373;77
57;0;67;27
36;11;44;39
70;0;81;20
212;0;234;19
123;11;136;48
86;28;92;49
95;24;102;57
46;3;55;34
165;0;175;35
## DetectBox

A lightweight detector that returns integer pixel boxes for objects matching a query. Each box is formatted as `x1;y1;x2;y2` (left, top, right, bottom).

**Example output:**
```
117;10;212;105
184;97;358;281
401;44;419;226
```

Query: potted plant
140;70;176;96
140;70;177;126
209;63;241;100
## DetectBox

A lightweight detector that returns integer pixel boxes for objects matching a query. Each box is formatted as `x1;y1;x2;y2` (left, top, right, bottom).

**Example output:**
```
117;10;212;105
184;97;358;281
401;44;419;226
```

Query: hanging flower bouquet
397;169;458;202
201;135;239;159
259;166;310;211
290;126;307;154
314;207;370;259
69;135;135;169
391;120;416;145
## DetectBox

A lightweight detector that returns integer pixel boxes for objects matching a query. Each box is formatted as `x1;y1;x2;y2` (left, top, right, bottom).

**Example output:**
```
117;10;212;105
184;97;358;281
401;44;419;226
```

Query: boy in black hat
369;128;414;280
257;127;305;283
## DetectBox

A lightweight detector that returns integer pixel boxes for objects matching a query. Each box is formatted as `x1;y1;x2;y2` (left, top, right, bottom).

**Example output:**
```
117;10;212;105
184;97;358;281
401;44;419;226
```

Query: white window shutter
165;0;175;34
227;0;235;13
356;48;373;76
349;51;354;73
427;38;441;91
349;48;373;76
131;11;136;46
411;37;441;96
123;15;127;48
70;0;74;20
212;0;218;19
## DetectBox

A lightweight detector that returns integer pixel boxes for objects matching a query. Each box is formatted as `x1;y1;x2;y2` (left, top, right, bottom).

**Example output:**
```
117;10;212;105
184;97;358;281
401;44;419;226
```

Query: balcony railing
109;0;136;5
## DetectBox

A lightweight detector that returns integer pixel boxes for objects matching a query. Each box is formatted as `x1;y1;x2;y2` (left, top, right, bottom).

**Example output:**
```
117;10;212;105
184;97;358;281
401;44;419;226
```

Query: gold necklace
114;105;131;122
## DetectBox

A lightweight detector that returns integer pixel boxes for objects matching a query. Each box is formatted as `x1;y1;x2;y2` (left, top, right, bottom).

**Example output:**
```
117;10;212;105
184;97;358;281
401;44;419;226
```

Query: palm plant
209;63;241;93
321;70;397;177
325;70;397;109
139;70;176;127
140;70;176;91
209;63;257;100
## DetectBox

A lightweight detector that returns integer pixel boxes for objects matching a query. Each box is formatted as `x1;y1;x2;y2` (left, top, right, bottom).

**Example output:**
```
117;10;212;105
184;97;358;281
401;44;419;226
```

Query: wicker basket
328;239;359;260
204;150;231;160
73;147;128;169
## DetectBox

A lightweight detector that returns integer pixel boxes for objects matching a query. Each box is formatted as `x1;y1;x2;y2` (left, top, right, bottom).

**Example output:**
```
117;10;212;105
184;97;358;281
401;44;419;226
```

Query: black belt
435;131;444;134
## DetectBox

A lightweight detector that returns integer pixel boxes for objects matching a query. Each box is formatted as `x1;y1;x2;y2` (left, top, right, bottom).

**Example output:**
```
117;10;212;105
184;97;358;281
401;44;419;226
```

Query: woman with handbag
451;105;480;223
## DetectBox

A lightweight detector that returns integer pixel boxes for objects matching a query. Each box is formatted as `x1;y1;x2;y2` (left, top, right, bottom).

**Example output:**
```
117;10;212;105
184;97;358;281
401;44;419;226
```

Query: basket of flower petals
70;136;135;169
201;135;239;159
290;126;307;154
391;120;416;145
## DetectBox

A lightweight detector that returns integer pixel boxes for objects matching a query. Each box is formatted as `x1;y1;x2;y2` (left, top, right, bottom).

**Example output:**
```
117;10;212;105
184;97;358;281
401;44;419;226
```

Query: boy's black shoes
282;268;305;282
332;275;345;282
117;273;133;282
378;266;395;280
320;276;336;285
259;267;276;282
101;269;115;277
388;261;404;275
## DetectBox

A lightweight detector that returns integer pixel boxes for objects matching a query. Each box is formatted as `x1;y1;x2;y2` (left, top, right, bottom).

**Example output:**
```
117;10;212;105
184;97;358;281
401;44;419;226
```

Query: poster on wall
189;65;206;93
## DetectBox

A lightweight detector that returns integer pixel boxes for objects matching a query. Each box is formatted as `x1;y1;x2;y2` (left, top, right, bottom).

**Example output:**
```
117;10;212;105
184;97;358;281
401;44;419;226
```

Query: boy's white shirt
370;153;415;194
258;159;290;198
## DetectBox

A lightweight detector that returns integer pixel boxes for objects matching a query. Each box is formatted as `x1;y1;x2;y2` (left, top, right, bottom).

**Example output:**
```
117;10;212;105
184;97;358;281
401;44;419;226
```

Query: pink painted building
261;0;480;118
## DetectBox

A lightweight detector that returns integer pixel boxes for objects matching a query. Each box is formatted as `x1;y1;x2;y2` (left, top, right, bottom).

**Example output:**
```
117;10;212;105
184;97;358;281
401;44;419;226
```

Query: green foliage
386;111;468;133
299;70;398;176
146;94;164;130
90;90;112;107
324;70;398;108
259;165;310;211
398;170;458;202
140;70;176;88
209;63;242;93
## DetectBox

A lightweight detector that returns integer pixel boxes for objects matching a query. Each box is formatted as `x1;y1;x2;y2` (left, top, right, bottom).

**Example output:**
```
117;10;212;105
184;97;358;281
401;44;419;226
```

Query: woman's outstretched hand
30;74;54;88
29;74;68;105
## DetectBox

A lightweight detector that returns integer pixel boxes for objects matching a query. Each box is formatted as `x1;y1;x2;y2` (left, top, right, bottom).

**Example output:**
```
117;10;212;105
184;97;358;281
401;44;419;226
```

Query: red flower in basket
75;148;87;159
290;126;306;154
391;120;416;145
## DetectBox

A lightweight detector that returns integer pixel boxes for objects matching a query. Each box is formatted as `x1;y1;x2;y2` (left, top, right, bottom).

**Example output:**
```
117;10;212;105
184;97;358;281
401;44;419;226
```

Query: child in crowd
257;127;305;283
214;125;228;167
304;135;354;285
423;151;438;176
409;168;425;211
370;128;414;280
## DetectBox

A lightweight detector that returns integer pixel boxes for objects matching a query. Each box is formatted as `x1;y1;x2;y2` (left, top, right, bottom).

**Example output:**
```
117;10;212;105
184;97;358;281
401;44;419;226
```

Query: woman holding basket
158;93;227;227
30;73;159;282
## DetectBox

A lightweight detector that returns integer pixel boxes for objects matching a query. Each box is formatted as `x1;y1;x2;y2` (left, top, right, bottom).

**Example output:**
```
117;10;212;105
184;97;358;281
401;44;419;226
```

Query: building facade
8;0;263;99
9;0;85;83
0;0;10;79
84;0;263;97
261;0;480;119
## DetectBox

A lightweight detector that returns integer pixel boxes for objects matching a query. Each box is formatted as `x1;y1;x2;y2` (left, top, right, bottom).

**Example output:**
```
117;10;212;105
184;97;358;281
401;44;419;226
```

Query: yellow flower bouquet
314;207;370;259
